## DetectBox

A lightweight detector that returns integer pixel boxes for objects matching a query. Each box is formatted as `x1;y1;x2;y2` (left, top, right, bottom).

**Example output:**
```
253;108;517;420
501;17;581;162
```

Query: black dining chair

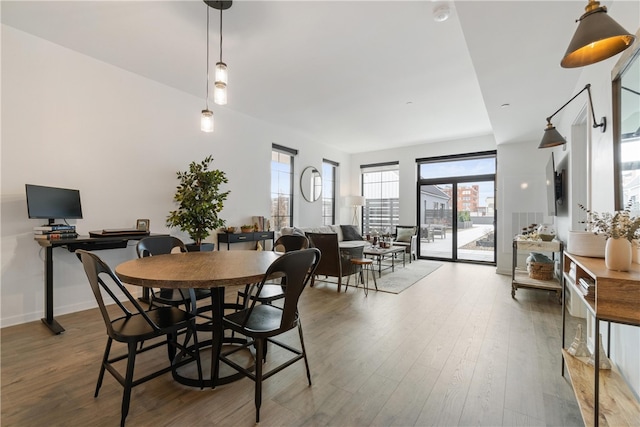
236;234;309;307
220;248;321;423
136;236;211;315
76;250;202;427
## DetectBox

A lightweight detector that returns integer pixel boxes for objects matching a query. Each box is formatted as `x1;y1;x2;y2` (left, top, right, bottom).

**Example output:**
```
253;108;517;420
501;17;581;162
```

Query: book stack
578;277;596;302
568;261;577;281
252;216;267;232
33;224;78;240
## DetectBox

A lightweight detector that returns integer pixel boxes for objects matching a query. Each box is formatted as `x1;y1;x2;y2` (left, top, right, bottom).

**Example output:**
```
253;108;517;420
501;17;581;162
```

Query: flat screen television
545;153;563;216
25;184;83;225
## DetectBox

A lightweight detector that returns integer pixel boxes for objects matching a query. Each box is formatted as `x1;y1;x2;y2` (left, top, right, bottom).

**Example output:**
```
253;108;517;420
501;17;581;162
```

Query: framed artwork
136;219;150;232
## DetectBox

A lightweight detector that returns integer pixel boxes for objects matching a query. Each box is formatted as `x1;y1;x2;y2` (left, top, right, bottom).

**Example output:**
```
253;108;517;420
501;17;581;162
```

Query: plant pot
186;243;215;252
240;228;254;234
567;231;606;258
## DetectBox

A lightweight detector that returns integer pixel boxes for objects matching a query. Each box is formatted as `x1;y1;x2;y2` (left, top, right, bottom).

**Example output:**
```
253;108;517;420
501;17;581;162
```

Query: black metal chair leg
184;321;203;389
255;338;264;423
95;338;112;397
298;321;312;386
121;342;137;427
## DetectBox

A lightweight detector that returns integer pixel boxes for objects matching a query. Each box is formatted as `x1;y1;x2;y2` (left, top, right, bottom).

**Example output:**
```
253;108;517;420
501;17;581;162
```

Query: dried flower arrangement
578;202;640;242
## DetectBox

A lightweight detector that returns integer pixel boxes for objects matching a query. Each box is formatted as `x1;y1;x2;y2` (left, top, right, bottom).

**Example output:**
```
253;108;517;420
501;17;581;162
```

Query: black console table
35;232;164;334
217;231;274;251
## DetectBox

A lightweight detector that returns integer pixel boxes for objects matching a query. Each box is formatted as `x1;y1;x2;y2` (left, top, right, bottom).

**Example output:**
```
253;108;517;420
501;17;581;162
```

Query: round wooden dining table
116;250;280;289
115;250;281;388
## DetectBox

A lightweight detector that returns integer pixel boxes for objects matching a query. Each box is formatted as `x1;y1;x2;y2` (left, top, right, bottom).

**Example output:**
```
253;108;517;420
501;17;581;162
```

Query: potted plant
240;224;255;233
166;155;230;251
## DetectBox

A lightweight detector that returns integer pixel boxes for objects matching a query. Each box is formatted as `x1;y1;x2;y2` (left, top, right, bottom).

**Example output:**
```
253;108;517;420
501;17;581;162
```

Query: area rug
369;260;443;294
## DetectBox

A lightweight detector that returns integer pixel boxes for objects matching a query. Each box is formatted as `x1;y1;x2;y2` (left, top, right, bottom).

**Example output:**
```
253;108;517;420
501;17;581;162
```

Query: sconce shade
201;109;214;132
561;1;636;68
539;123;566;148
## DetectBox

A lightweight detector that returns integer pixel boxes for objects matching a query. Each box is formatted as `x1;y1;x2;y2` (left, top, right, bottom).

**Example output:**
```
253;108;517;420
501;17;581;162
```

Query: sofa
280;225;368;292
280;224;368;247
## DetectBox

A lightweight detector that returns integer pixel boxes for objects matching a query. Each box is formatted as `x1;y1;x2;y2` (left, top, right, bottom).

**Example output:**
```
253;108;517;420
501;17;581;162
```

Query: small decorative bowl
225;227;236;233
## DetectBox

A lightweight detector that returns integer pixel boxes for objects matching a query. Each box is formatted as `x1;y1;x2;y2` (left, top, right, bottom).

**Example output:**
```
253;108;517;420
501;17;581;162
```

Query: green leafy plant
458;210;471;222
166;155;230;245
579;202;640;242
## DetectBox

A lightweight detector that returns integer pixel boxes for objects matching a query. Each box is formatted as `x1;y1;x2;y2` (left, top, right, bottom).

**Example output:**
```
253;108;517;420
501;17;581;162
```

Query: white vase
605;237;632;271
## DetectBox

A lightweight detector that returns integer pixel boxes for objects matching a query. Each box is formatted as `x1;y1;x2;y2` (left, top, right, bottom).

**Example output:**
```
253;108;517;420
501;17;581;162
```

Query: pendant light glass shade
201;109;214;132
214;83;227;105
539;123;566;148
561;0;636;68
215;62;228;85
214;61;227;105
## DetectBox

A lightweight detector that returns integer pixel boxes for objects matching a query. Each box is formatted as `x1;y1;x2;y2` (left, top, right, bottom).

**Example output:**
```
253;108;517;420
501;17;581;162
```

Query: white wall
552;25;640;399
349;134;497;225
0;25;350;327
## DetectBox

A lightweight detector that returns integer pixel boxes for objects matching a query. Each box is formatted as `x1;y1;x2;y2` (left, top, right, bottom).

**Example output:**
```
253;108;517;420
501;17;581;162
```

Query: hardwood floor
1;262;583;426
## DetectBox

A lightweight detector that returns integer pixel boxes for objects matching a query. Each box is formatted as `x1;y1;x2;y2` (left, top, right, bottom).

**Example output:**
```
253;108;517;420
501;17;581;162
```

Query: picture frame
136;219;150;232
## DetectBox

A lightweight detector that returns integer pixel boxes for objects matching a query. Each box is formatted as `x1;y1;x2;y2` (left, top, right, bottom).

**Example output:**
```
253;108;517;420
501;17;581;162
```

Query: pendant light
205;1;232;105
561;0;636;68
200;4;214;132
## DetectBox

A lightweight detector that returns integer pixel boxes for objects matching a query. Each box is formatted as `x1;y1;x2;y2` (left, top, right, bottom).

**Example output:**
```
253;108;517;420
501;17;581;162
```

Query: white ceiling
2;1;639;153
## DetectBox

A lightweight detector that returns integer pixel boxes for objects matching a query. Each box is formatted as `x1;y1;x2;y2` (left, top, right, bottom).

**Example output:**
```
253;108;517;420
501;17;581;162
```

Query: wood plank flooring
1;262;583;426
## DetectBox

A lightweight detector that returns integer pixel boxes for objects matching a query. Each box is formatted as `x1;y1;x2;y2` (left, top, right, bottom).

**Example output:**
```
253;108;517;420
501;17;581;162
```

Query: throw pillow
396;227;415;243
341;225;363;241
292;227;306;237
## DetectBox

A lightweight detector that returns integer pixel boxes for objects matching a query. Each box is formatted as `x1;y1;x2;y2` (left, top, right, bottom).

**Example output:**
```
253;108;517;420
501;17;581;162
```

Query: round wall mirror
301;166;322;202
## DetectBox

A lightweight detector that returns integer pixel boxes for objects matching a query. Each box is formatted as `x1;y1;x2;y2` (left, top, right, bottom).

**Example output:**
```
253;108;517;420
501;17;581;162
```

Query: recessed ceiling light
433;5;450;22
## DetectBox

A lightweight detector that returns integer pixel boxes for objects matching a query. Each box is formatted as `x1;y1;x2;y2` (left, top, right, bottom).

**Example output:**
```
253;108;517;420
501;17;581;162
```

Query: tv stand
35;233;165;334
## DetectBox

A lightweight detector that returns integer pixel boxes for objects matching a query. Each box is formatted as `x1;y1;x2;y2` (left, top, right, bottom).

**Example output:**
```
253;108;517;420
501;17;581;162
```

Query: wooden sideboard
561;252;640;427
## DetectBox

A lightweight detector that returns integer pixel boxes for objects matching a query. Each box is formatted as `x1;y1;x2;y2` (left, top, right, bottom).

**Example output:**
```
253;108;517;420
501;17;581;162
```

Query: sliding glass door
417;152;496;264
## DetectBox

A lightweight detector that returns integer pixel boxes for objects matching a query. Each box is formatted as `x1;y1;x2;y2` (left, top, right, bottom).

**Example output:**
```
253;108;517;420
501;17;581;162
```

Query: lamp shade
539;123;566;148
350;196;366;206
561;2;636;68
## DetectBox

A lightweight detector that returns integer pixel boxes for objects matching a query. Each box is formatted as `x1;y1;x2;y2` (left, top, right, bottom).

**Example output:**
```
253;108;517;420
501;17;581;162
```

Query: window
271;144;297;230
361;162;399;235
322;160;338;225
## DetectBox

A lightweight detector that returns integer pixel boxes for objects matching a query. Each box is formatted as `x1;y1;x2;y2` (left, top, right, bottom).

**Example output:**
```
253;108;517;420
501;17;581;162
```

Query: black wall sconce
539;84;606;149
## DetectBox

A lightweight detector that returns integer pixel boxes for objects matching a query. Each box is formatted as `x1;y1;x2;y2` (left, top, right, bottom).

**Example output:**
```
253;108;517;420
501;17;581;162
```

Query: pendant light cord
205;6;210;110
219;7;223;63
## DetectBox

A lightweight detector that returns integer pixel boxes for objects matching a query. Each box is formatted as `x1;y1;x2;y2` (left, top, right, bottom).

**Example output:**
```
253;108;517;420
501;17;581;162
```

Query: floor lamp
349;196;366;226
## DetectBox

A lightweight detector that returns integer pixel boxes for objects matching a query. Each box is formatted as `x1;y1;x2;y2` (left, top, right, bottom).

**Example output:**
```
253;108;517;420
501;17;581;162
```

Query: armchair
306;232;363;292
393;225;417;262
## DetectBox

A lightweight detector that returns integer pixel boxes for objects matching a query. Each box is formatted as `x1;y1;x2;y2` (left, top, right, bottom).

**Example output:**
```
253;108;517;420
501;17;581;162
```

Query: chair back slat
76;250;161;336
136;236;186;258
